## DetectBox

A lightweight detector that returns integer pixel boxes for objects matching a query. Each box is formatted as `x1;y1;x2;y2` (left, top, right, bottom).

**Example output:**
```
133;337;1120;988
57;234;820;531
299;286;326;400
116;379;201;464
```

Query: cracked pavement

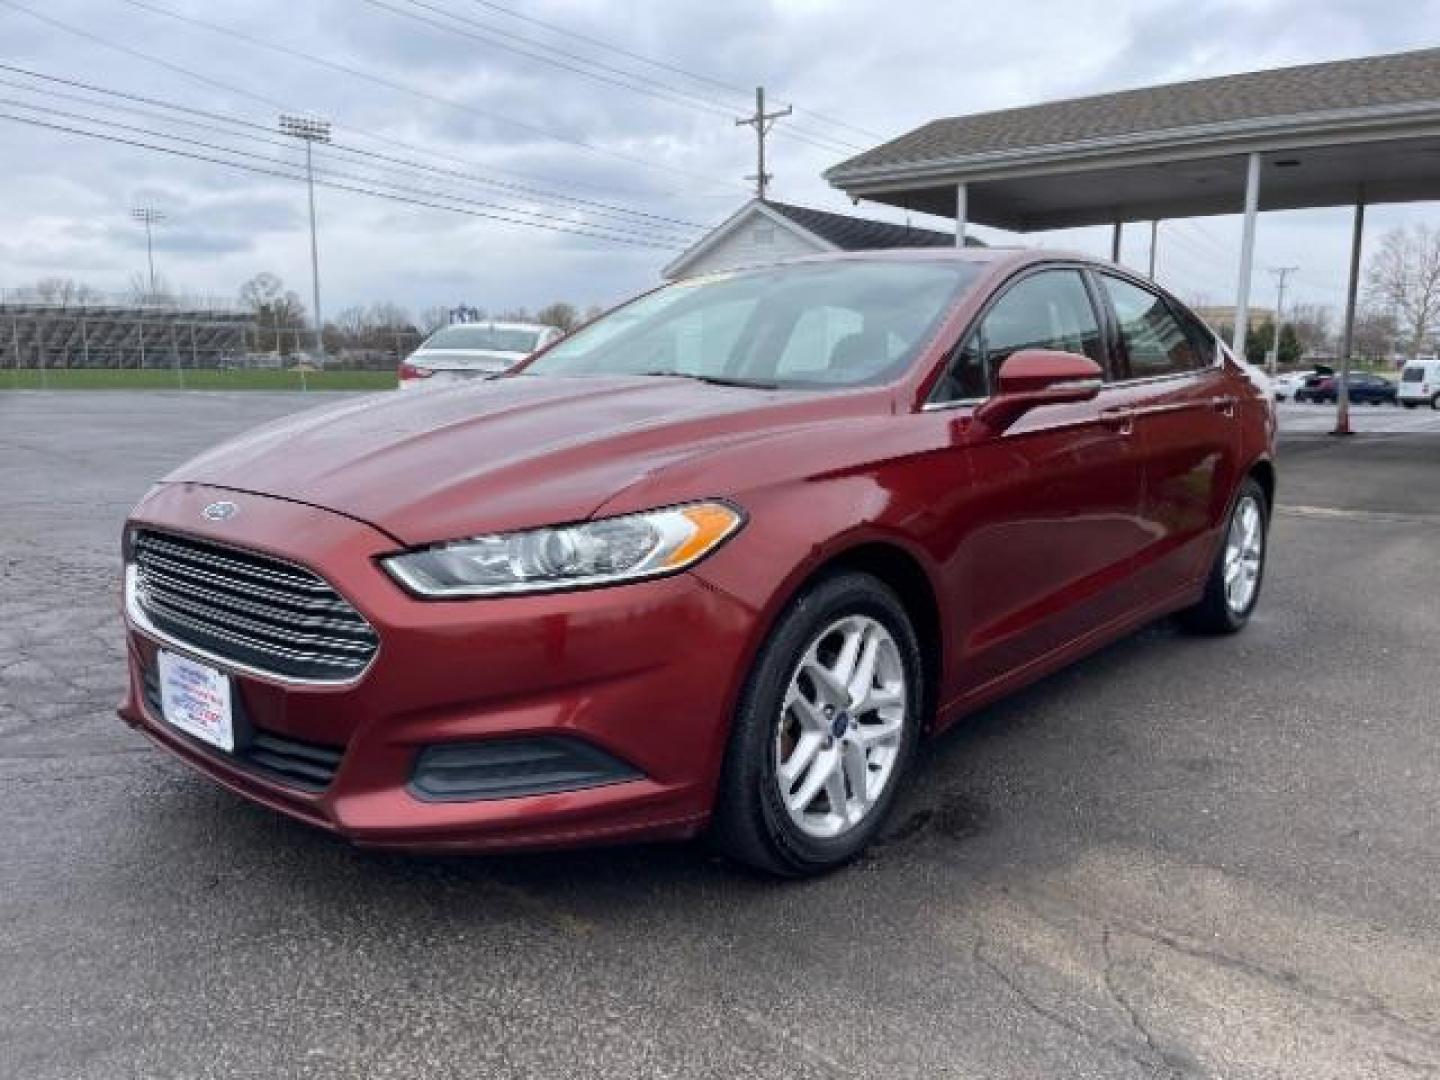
2;391;1439;1079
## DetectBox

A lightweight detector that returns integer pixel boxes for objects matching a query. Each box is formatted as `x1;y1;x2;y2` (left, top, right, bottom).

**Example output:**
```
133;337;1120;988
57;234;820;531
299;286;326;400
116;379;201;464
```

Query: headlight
381;501;744;598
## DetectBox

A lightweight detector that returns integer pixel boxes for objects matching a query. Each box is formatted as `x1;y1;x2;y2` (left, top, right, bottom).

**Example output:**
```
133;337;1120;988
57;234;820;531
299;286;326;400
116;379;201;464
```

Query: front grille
131;529;379;683
142;664;344;792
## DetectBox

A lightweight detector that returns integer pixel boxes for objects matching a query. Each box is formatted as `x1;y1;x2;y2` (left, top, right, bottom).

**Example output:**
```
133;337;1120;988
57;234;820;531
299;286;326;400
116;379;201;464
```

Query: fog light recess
409;736;642;802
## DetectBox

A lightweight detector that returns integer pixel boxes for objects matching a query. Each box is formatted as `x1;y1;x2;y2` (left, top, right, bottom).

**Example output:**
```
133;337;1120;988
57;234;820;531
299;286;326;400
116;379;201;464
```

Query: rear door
936;266;1149;692
1093;272;1241;598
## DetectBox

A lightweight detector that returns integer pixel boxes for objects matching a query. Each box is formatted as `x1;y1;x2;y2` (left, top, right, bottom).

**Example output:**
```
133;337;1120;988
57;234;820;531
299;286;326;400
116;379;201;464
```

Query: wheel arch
771;537;945;731
1248;456;1277;516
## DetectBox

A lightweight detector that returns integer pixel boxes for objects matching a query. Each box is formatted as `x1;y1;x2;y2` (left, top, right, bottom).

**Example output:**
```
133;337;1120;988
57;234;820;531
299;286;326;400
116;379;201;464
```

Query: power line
356;0;865;155
0;95;698;245
456;0;888;142
0;65;706;233
0;110;689;248
2;0;746;194
0;14;723;203
109;0;753;187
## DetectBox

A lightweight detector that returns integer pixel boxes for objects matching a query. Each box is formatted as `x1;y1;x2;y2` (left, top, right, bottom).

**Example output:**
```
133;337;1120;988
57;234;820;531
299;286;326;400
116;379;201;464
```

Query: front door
934;267;1150;699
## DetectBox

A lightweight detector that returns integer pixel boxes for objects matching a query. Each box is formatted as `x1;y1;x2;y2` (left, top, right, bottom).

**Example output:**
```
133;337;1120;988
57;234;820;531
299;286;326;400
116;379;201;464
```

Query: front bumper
118;483;757;851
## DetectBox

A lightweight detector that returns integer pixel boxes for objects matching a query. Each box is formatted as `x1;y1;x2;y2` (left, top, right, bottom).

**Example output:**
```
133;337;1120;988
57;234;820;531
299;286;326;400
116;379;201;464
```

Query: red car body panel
118;249;1275;852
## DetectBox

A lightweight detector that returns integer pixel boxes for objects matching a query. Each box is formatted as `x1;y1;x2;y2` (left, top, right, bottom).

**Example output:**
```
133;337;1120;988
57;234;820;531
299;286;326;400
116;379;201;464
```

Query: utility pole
1268;266;1298;376
280;114;331;364
735;87;791;199
130;207;164;300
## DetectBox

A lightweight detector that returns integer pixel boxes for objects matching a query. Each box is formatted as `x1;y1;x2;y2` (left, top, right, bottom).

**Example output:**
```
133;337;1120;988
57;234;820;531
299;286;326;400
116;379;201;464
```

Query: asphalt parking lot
1278;398;1440;434
3;391;1439;1079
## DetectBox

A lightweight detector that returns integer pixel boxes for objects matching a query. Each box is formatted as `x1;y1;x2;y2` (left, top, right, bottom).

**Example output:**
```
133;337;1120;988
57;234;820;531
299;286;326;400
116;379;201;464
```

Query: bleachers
0;302;255;369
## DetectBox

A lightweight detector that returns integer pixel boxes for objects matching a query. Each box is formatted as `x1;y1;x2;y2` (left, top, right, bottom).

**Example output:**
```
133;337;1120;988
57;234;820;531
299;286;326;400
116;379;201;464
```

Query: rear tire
1432;394;1440;411
1177;477;1268;635
711;572;923;877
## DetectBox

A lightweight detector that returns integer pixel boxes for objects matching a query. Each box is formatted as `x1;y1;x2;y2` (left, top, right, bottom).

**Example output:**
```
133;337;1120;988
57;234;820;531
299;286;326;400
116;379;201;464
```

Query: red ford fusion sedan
119;250;1275;875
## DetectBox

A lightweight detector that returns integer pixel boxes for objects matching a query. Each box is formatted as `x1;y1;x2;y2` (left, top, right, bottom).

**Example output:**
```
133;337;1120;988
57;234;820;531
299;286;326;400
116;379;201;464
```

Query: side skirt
932;580;1205;733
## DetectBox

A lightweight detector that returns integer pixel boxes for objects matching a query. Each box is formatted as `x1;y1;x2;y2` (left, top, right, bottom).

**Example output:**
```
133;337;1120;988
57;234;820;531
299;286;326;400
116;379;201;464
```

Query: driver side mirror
974;349;1103;432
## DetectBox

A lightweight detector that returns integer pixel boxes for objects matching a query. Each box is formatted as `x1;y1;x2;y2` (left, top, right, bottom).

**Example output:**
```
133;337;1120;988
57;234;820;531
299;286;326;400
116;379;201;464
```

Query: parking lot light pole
279;115;330;366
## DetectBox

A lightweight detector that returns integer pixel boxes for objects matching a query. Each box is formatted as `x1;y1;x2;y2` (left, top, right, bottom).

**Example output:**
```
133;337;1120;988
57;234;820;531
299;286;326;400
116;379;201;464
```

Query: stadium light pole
130;207;164;300
279;114;331;364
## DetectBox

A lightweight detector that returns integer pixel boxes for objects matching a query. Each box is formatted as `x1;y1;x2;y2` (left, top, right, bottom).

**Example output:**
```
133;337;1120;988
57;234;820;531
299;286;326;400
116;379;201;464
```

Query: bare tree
128;271;176;306
25;276;104;306
368;301;413;332
238;272;307;350
419;305;451;333
1287;302;1335;356
535;301;579;332
1351;305;1398;361
1365;224;1440;358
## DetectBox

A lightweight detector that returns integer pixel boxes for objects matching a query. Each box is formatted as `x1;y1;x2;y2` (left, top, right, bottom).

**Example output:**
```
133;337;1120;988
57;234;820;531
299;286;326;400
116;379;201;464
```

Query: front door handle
1100;407;1135;435
1212;395;1237;417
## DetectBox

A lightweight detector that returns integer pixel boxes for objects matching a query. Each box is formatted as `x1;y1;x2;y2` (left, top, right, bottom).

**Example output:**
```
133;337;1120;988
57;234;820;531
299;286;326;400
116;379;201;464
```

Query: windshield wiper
635;370;780;390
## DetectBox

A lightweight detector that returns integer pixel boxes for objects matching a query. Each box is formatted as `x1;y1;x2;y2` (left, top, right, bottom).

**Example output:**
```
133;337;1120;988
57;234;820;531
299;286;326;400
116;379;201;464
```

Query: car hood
164;375;820;544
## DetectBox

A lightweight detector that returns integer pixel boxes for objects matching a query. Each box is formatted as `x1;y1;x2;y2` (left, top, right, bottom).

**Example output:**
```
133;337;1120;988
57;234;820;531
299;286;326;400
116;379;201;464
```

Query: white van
1398;358;1440;409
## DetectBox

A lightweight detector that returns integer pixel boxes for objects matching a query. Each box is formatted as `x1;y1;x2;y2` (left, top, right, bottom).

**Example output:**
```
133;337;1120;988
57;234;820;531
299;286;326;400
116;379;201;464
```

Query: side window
1176;307;1218;367
1101;275;1203;379
931;270;1103;403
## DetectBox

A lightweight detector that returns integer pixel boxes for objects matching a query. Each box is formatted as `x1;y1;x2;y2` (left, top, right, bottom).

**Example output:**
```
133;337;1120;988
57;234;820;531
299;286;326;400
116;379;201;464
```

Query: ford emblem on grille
202;501;239;522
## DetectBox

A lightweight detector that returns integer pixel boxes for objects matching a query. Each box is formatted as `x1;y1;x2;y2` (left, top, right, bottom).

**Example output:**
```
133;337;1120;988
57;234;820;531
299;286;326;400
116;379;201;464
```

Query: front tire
1178;477;1268;635
711;572;923;877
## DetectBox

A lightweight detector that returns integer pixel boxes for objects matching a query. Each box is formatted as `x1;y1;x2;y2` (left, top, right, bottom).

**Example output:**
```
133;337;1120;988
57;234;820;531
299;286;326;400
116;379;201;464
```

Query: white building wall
673;216;826;279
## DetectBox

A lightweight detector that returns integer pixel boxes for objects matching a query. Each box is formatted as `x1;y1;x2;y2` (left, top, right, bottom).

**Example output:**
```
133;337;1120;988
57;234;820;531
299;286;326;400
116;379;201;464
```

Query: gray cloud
2;0;1438;316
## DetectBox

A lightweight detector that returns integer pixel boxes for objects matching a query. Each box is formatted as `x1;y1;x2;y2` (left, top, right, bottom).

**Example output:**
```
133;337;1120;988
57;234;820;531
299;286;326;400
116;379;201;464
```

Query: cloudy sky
2;0;1438;323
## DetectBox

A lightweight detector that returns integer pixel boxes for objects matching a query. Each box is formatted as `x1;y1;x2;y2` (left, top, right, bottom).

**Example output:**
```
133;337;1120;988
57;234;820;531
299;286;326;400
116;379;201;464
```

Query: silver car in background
398;321;562;389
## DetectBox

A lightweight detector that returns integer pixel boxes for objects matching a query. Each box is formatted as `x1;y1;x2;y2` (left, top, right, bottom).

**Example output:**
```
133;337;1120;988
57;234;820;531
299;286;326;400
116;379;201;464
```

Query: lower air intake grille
131;529;378;683
143;664;344;792
409;737;641;802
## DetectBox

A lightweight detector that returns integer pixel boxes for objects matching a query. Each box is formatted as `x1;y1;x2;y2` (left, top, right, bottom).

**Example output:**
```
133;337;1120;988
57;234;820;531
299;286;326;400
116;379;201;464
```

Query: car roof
775;246;1088;271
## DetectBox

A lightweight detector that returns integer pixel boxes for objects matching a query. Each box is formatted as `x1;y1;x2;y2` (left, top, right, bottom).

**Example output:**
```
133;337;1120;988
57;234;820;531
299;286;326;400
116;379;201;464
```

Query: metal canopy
824;48;1440;433
825;48;1440;229
835;133;1440;232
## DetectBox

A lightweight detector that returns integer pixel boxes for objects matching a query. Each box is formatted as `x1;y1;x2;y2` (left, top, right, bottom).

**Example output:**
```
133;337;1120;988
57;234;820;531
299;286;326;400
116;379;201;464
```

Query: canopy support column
1231;152;1262;359
1148;220;1159;280
1111;220;1122;262
1334;193;1366;437
954;182;967;247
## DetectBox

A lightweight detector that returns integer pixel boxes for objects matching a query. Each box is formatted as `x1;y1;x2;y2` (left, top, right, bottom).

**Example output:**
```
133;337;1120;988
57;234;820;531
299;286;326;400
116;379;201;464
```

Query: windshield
521;261;980;389
423;325;542;353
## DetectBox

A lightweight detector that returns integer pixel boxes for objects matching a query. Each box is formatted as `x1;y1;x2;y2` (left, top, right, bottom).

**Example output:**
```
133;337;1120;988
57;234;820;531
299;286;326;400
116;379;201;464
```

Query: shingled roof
829;48;1440;178
763;200;963;249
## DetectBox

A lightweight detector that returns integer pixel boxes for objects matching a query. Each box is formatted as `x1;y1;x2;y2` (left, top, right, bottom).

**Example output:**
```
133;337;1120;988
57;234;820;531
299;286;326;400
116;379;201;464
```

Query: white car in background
1271;368;1321;402
398;321;562;389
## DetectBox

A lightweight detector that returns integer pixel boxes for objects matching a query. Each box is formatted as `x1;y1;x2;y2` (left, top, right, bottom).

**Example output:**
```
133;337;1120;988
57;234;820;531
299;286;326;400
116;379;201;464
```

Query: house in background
662;198;982;280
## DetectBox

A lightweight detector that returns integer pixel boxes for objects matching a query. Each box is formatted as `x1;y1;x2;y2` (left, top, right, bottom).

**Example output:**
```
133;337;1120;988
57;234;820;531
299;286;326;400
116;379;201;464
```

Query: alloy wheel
1224;495;1264;614
774;615;907;840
